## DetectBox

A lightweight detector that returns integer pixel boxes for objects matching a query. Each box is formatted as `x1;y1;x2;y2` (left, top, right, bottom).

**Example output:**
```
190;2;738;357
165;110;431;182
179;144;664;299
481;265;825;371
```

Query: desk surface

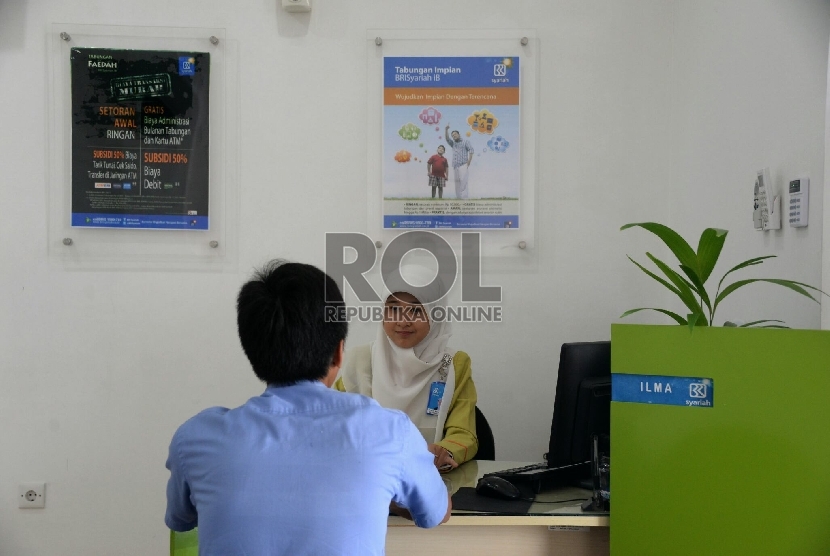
389;461;610;528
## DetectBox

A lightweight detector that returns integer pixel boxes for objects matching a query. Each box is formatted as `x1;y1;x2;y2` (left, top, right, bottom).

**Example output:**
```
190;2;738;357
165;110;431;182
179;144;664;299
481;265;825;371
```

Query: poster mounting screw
209;36;219;45
60;32;71;42
375;37;382;46
209;241;219;248
520;37;529;46
62;238;73;246
375;240;383;249
518;241;527;249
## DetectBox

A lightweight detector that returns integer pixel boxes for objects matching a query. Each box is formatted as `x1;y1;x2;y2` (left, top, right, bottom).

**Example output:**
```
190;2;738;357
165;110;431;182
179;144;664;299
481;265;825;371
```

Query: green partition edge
170;528;198;556
610;324;830;556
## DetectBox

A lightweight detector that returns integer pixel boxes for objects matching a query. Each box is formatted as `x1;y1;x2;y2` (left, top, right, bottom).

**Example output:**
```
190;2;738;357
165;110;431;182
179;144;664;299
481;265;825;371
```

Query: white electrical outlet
19;483;46;508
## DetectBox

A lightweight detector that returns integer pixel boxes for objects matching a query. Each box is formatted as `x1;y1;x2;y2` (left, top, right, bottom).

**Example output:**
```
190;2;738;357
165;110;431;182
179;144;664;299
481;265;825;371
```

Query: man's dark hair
236;260;348;385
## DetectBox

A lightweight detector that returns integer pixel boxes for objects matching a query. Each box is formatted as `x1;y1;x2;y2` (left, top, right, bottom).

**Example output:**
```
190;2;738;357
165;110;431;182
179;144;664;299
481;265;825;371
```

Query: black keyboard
485;461;591;493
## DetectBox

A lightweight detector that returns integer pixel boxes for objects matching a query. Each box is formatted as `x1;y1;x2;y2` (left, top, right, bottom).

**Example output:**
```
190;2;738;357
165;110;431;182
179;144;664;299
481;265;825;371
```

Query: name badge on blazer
426;381;446;415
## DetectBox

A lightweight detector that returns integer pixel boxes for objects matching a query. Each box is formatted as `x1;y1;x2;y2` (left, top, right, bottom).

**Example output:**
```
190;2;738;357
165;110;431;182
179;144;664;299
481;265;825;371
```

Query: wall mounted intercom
788;177;809;228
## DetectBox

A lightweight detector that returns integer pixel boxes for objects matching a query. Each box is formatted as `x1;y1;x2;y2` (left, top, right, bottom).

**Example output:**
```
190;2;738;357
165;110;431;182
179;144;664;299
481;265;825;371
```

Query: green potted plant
620;222;826;330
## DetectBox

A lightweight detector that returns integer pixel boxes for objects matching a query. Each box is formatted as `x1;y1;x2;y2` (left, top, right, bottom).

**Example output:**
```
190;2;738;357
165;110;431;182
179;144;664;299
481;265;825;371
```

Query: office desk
386;461;609;556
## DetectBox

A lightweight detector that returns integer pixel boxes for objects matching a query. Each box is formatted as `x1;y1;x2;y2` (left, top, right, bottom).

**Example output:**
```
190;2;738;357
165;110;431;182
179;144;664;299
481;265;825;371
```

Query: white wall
667;0;829;329
824;26;830;330
0;1;827;554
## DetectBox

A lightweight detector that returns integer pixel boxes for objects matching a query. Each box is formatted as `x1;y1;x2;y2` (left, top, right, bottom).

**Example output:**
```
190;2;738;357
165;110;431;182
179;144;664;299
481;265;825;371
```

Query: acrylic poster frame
47;23;239;271
367;29;538;262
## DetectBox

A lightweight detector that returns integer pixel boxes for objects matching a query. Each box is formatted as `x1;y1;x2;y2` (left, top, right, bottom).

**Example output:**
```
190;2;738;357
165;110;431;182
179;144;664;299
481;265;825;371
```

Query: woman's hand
427;443;458;473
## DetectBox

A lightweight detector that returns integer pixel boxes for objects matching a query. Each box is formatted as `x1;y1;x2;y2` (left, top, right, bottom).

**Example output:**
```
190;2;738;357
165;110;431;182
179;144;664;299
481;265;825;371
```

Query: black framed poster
70;48;210;230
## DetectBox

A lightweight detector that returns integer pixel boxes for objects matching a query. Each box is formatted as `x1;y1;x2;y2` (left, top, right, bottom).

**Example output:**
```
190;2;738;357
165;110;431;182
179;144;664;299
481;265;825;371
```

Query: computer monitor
546;341;611;473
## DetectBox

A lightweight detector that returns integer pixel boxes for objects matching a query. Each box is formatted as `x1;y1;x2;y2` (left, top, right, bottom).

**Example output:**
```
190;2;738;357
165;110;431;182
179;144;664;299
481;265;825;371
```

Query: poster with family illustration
382;56;520;229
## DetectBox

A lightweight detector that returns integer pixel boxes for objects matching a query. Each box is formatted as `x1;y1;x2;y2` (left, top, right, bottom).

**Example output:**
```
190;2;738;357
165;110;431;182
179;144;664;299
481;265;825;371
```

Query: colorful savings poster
382;56;520;229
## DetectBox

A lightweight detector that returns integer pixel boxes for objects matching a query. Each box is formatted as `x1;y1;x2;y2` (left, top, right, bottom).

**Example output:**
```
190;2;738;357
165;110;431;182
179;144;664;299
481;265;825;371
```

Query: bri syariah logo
178;57;196;76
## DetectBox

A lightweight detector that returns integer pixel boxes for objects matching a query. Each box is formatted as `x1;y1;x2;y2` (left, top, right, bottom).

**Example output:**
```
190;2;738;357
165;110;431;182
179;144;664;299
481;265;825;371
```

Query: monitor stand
581;497;609;512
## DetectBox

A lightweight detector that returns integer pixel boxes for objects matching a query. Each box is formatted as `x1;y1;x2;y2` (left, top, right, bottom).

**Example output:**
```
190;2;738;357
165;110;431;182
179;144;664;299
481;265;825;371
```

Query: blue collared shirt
166;381;448;555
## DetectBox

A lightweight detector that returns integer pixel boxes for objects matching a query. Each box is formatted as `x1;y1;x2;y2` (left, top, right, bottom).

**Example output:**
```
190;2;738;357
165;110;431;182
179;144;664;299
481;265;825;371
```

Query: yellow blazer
334;345;478;463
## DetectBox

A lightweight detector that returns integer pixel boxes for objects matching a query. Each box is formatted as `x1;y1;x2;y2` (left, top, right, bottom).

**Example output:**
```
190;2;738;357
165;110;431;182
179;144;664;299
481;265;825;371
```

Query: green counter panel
611;324;830;555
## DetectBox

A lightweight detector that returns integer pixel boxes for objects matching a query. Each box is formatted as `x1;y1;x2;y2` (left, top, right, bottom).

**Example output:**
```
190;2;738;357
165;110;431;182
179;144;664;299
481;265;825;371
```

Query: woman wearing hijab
334;266;478;472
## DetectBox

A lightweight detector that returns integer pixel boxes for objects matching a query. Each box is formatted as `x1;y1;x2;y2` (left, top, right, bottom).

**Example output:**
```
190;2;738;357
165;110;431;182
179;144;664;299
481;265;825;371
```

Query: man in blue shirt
165;261;451;555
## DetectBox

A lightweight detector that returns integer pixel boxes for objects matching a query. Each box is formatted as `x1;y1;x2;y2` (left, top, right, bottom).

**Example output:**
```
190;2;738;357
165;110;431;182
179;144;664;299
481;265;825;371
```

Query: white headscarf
371;265;455;440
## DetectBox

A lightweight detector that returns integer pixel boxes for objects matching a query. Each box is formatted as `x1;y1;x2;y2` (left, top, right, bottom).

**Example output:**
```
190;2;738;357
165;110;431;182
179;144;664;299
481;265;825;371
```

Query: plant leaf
784;280;830;298
716;256;776;294
714;278;820;315
646;253;708;325
758;325;790;328
620;307;688;325
687;312;705;332
679;264;712;316
739;319;786;327
621;223;699;276
696;228;728;284
626;256;682;297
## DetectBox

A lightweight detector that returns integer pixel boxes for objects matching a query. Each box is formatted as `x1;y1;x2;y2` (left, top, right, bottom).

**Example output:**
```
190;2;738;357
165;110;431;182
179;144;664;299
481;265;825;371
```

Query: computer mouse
475;476;523;501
